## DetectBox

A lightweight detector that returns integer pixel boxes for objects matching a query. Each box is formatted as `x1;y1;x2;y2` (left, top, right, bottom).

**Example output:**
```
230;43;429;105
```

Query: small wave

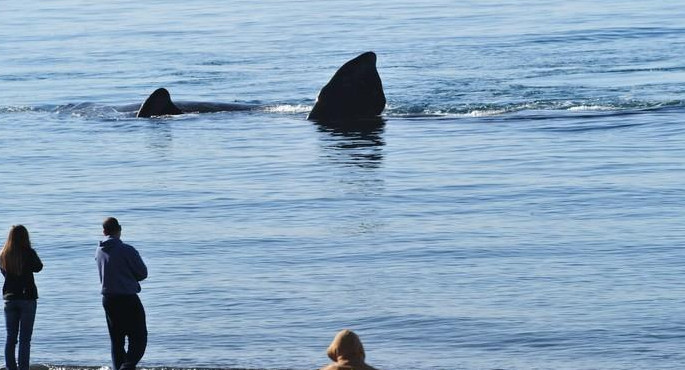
386;103;518;118
463;108;509;117
567;105;614;111
52;103;130;119
0;105;40;113
263;104;312;114
43;366;277;370
385;99;685;118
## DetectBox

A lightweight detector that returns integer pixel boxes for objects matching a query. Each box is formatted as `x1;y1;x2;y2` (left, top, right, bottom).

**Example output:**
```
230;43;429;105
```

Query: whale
135;51;385;120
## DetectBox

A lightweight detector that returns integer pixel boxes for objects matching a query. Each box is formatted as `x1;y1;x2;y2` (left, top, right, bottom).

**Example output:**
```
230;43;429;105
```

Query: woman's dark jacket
1;248;43;300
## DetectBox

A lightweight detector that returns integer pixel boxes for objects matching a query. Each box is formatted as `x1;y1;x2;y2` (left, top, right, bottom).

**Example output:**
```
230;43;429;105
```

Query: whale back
307;51;386;121
136;88;183;118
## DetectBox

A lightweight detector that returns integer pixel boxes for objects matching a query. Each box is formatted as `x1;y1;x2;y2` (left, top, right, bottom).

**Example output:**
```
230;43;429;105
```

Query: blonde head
327;329;366;364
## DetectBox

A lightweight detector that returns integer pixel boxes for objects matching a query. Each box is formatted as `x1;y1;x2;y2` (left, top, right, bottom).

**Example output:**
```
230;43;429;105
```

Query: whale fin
307;51;386;121
136;88;183;118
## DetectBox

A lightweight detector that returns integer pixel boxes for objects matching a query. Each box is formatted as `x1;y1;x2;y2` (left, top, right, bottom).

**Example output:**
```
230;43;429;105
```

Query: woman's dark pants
4;299;37;370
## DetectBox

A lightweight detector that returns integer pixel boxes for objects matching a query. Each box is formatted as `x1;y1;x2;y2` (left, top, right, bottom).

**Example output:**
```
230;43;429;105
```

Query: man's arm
129;247;148;281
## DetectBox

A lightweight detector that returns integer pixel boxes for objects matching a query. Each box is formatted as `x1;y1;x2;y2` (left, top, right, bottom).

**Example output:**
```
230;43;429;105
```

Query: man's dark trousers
102;294;147;370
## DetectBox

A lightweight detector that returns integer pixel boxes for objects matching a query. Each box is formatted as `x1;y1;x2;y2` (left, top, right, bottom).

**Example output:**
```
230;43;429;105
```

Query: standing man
95;217;148;370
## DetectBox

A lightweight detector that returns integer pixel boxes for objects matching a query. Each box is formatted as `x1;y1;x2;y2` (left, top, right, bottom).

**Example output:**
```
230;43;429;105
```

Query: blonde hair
0;225;32;276
327;329;366;363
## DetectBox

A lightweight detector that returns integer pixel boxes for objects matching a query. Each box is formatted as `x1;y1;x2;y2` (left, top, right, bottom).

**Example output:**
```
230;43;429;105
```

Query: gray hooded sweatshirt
95;236;148;295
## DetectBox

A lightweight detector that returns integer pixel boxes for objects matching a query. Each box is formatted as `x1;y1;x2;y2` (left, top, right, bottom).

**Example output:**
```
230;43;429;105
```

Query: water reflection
313;117;386;168
314;117;387;235
145;120;173;154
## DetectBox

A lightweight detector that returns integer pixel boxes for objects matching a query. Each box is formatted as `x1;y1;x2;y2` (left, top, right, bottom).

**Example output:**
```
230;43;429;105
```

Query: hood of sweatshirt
99;236;122;251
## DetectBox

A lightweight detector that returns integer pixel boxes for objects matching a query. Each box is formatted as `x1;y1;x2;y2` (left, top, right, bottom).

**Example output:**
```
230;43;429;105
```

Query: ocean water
1;1;685;369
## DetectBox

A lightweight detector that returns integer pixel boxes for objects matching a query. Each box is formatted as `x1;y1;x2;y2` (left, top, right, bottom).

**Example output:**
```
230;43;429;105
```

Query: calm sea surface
1;1;685;369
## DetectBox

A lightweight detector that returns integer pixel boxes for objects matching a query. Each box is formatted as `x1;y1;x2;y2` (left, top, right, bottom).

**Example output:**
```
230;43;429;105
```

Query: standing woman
1;225;43;370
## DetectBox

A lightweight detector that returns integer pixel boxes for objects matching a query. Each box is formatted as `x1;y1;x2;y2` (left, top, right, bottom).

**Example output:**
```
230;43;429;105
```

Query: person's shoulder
318;365;361;370
24;247;40;259
121;242;143;256
121;241;137;250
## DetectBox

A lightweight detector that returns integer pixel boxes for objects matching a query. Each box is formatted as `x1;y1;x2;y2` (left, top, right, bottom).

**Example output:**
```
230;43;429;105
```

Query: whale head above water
307;51;386;121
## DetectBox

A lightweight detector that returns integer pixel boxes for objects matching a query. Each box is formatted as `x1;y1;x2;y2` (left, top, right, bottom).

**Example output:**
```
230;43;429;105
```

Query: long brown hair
1;225;32;276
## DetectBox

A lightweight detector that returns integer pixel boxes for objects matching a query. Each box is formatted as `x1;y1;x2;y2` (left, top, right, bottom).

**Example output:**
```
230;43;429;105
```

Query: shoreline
25;365;301;370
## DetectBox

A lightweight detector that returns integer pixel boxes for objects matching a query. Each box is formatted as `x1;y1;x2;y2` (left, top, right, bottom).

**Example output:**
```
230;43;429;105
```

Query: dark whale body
136;88;256;118
136;88;182;118
135;52;385;121
307;51;385;121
